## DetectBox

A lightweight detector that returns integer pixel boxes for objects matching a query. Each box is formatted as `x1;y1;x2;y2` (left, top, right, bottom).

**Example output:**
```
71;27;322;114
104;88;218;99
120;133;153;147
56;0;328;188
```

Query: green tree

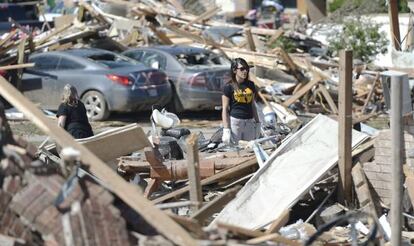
327;18;388;62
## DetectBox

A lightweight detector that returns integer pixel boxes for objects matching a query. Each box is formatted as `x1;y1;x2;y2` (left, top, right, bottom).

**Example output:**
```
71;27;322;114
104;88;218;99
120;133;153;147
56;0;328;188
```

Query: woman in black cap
222;58;260;145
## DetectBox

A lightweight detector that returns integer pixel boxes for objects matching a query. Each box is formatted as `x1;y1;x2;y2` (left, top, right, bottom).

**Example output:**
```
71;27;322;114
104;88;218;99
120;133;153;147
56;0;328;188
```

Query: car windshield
175;52;230;67
86;53;139;68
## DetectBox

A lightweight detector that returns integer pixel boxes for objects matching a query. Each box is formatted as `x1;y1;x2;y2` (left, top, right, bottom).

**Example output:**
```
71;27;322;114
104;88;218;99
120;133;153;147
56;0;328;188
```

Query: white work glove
222;128;231;145
255;122;262;138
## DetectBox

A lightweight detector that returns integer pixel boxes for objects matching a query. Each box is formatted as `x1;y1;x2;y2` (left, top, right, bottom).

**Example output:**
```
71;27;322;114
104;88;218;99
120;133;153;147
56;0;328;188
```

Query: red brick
11;181;45;215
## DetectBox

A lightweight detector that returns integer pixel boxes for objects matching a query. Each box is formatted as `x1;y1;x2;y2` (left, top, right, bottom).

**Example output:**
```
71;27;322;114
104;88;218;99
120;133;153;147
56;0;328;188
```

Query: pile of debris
0;0;413;245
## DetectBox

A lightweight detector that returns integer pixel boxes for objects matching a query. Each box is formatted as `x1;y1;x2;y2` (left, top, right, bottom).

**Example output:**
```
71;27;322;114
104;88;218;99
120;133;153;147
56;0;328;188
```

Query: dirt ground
8;110;223;146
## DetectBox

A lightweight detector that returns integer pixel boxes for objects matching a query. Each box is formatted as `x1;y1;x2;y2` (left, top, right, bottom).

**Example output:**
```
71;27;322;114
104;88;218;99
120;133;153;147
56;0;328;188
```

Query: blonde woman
57;84;93;139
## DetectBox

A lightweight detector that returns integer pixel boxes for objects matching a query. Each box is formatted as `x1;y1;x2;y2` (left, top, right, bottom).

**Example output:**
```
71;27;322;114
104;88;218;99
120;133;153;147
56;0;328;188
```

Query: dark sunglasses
236;67;248;71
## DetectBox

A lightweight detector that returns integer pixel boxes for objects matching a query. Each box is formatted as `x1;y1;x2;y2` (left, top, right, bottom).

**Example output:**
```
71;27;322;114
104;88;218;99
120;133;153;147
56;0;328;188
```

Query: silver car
122;45;231;112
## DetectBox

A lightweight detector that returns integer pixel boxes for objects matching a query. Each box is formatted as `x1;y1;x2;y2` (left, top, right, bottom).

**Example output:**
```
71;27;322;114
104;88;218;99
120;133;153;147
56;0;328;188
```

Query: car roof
30;48;117;58
130;45;209;55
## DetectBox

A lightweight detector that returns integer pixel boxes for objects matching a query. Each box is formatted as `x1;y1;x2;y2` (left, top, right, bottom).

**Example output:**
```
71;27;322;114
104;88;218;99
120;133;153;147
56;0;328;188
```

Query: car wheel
81;91;110;121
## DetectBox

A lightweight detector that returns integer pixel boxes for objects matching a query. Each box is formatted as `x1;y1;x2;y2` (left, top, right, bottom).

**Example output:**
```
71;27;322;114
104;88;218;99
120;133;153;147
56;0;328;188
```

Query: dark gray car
122;45;231;112
22;48;172;120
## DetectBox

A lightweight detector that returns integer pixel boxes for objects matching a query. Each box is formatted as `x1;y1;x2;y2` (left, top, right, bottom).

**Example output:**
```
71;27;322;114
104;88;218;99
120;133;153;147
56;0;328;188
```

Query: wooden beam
245;28;256;52
190;186;240;224
147;23;173;45
318;84;338;114
361;72;380;113
389;0;401;51
216;222;263;238
338;50;353;204
0;63;34;71
0;76;197;246
152;158;257;204
185;6;221;28
282;76;321;107
0;29;17;48
265;209;290;234
265;29;284;46
186;133;203;212
16;37;26;90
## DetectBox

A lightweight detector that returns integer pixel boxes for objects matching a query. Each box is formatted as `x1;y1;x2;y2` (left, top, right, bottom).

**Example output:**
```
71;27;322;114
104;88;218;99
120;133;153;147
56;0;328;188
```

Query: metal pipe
391;72;405;246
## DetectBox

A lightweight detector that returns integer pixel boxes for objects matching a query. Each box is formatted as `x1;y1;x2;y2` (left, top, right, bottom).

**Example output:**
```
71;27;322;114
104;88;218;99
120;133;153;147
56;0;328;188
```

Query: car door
21;54;60;110
53;56;86;107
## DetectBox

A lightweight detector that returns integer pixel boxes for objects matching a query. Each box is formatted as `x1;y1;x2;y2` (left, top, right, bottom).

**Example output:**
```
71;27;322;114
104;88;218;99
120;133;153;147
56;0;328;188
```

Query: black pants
68;128;93;139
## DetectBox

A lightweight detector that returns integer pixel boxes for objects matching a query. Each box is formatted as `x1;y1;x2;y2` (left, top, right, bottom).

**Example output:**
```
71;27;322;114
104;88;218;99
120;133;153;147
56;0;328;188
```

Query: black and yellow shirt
223;80;257;119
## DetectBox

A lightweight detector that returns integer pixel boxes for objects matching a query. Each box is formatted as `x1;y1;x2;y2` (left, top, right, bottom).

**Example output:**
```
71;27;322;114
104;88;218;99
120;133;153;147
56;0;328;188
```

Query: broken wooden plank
244;28;256;52
338;50;353;204
0;63;34;71
361;72;380;113
216;222;263;238
265;29;284;46
0;75;196;246
265;209;290;234
283;76;321;107
318;84;338;114
191;186;241;224
167;212;205;238
186;133;203;212
152;158;258;204
184;6;221;28
15;37;26;91
0;30;17;48
147;23;173;45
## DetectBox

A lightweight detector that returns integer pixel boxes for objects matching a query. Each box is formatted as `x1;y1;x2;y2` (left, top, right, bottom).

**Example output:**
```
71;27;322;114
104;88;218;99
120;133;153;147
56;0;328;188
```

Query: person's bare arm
222;95;230;128
58;115;66;128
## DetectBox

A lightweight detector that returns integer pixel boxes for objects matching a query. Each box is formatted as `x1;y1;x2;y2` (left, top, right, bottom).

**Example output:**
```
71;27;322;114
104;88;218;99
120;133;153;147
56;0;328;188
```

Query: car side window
30;55;60;71
57;57;84;70
141;52;166;70
124;51;144;61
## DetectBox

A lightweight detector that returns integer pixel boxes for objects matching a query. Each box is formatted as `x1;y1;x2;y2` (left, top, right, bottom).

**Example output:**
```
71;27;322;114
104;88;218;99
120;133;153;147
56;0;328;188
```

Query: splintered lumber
0;30;17;47
0;63;34;71
361;72;380;113
282;76;321;107
0;76;196;246
186;133;203;211
167;212;205;238
216;222;263;238
152;157;258;204
338;50;353;204
352;162;379;218
34;23;72;46
244;28;256;52
184;6;221;28
191;186;241;224
265;29;284;46
317;84;338;114
147;23;173;45
265;209;290;234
